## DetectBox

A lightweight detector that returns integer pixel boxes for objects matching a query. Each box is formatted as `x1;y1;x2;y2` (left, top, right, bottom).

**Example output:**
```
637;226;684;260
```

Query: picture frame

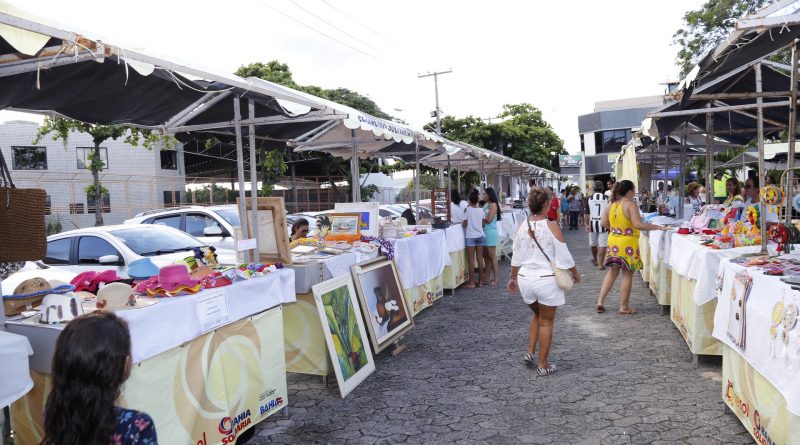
431;188;451;223
351;257;414;353
329;213;361;236
237;197;291;264
312;274;376;398
334;202;380;236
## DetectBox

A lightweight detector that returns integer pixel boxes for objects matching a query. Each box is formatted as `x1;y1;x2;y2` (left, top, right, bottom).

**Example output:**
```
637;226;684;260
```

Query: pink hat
70;270;127;294
144;264;201;297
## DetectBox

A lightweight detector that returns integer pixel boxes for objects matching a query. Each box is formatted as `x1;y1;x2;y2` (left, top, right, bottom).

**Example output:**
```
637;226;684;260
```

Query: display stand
670;272;721;364
431;188;451;222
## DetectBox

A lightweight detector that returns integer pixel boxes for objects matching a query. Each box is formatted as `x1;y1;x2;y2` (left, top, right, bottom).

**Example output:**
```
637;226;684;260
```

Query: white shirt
450;201;466;224
464;206;485;239
511;219;576;273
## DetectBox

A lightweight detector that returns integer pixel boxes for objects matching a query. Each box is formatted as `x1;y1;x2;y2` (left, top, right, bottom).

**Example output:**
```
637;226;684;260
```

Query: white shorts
517;272;565;307
588;231;609;248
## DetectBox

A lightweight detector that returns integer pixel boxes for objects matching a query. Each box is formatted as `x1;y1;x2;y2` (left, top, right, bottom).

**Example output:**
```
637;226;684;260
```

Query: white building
0;120;186;229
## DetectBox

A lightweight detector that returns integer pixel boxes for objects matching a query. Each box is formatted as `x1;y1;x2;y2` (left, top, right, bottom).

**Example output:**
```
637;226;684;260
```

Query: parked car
124;205;241;250
33;225;236;278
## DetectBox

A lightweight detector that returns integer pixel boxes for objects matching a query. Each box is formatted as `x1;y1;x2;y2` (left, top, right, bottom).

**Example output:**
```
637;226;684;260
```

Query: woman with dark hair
482;187;502;286
508;187;579;376
42;311;157;445
450;189;467;224
463;189;485;288
596;180;666;315
723;177;744;208
290;218;310;241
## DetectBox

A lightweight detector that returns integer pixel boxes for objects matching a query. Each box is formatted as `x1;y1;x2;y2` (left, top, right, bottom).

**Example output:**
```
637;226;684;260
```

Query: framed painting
312;274;375;398
329;213;361;236
334;202;379;236
237;197;291;264
351;257;414;353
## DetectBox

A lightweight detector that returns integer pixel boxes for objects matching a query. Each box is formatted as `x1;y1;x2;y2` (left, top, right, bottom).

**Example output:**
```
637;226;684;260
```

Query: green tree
673;0;770;77
234;61;300;89
34;117;176;226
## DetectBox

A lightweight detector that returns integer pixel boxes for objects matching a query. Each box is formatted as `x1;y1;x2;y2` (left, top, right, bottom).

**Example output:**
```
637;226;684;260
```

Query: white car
124;205;240;250
31;225;235;278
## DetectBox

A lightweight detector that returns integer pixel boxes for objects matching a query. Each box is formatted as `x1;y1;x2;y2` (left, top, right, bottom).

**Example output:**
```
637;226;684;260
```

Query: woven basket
0;150;47;262
3;294;44;316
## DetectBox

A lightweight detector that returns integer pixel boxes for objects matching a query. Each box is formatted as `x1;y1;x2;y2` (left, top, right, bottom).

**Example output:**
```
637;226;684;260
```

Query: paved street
254;229;753;444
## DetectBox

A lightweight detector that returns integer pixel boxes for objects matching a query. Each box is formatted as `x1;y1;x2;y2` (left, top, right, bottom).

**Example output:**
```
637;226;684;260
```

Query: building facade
0;120;186;229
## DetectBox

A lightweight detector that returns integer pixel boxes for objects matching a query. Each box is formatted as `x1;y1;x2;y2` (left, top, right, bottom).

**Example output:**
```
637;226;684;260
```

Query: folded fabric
71;270;129;293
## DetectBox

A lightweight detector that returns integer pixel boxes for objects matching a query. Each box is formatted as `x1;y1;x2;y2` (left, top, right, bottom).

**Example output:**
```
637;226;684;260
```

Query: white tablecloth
392;230;451;289
647;229;674;265
714;259;800;415
669;234;761;305
445;224;465;253
0;331;33;407
320;250;378;279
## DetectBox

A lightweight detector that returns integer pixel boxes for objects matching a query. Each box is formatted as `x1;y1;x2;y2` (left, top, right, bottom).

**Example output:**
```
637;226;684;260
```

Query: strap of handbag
527;218;553;264
0;150;14;189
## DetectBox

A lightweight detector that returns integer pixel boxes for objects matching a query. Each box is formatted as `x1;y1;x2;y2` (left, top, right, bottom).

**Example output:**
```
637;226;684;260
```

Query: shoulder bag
527;219;574;291
0;150;47;261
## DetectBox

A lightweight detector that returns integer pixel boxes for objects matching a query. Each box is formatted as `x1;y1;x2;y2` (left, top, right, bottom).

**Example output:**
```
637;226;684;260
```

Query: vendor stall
714;257;800;445
7;269;295;445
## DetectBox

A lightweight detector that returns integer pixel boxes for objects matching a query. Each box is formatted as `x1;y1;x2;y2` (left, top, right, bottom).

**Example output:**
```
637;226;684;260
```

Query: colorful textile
604;201;642;271
110;408;157;445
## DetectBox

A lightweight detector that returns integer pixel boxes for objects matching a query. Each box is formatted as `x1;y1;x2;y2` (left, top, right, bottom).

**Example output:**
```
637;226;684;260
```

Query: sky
3;0;705;154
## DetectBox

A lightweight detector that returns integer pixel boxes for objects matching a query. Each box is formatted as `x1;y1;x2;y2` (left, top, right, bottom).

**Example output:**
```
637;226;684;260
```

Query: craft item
761;185;784;206
0;150;47;262
3;278;73;316
127;258;159;280
95;282;157;311
143;264;202;297
70;270;129;294
39;292;84;324
727;271;753;349
770;299;785;358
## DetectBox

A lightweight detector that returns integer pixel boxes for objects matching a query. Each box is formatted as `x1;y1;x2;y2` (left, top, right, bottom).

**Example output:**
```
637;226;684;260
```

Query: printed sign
195;290;231;333
559;155;583;167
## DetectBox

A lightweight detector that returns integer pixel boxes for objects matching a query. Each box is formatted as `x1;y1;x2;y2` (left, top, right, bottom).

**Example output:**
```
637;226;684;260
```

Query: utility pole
419;69;452;188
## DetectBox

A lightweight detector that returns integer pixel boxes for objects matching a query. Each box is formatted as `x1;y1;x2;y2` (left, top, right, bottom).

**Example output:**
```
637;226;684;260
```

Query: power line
255;0;378;59
319;0;394;44
286;0;382;55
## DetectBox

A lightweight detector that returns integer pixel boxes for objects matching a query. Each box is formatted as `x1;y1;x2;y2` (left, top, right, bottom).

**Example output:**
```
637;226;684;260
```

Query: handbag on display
0;150;47;262
527;219;574;291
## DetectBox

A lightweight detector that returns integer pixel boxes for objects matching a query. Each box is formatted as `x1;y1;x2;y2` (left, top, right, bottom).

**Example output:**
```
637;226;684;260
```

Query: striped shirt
587;192;608;233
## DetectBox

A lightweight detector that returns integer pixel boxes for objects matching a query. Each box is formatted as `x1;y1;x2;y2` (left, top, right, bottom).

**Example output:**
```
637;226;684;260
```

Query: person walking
576;188;585;227
596;180;666;315
585;180;609;269
567;188;581;230
546;187;560;222
560;188;569;225
463;189;485;288
508;187;580;376
482;187;501;286
42;311;158;445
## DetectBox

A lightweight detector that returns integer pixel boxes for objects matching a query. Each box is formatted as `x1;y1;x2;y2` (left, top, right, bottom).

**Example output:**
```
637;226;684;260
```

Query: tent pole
786;41;799;224
351;129;359;203
248;99;259;258
706;105;715;205
291;163;298;213
415;139;421;221
756;63;767;254
233;96;252;262
438;166;445;187
447;154;452;192
456;164;461;193
679;127;687;219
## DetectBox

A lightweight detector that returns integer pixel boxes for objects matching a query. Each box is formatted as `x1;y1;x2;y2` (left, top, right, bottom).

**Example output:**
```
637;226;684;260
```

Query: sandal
536;364;557;376
591;258;598;266
523;352;535;367
596;305;605;313
618;308;638;315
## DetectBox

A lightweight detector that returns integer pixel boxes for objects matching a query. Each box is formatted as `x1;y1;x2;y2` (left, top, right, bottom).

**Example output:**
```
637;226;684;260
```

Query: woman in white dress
508;188;580;376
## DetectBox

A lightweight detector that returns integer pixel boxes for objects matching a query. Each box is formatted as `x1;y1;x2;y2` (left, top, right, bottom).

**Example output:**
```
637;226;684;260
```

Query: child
463;189;486;288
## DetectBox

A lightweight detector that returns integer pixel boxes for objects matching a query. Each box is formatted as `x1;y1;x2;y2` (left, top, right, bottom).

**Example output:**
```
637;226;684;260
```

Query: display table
639;231;651;283
0;331;33;408
646;229;674;307
442;225;467;290
393;230;450;317
668;234;762;358
8;270;295;445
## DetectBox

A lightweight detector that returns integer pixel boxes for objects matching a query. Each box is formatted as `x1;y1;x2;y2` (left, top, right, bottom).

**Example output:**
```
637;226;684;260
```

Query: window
186;213;224;237
593;129;631;153
77;147;108;169
160;150;178;170
580;134;585;153
86;192;111;214
77;236;122;265
163;191;181;206
151;214;182;230
69;203;85;214
11;146;47;170
45;195;51;215
44;238;71;265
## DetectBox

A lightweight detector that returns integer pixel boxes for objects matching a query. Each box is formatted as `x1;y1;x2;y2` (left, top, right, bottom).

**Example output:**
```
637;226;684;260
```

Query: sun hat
127;258;160;280
3;277;74;316
95;282;157;311
144;264;201;297
70;270;128;293
39;292;84;324
13;277;51;295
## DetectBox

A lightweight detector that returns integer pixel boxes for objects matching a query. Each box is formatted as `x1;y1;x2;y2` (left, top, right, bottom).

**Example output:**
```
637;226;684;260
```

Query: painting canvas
312;275;375;398
335;202;379;236
352;258;414;353
329;213;361;236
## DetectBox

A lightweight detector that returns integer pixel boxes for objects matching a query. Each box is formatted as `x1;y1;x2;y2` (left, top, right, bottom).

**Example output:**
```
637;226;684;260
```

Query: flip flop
618;308;638;315
596;305;606;313
591;258;598;266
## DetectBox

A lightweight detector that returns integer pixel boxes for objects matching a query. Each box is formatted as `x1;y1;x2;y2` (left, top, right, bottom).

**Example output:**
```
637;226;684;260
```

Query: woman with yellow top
596;180;667;315
722;177;744;208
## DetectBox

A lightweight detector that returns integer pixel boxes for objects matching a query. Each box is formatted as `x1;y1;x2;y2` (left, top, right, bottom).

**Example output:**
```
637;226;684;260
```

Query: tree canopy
426;103;566;170
673;0;770;77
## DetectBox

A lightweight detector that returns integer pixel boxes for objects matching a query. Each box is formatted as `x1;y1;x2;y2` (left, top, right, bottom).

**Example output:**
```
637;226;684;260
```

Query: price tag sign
195;290;231;333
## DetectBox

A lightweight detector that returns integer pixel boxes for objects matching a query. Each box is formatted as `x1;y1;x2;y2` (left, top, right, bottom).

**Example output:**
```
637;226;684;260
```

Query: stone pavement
253;229;753;444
